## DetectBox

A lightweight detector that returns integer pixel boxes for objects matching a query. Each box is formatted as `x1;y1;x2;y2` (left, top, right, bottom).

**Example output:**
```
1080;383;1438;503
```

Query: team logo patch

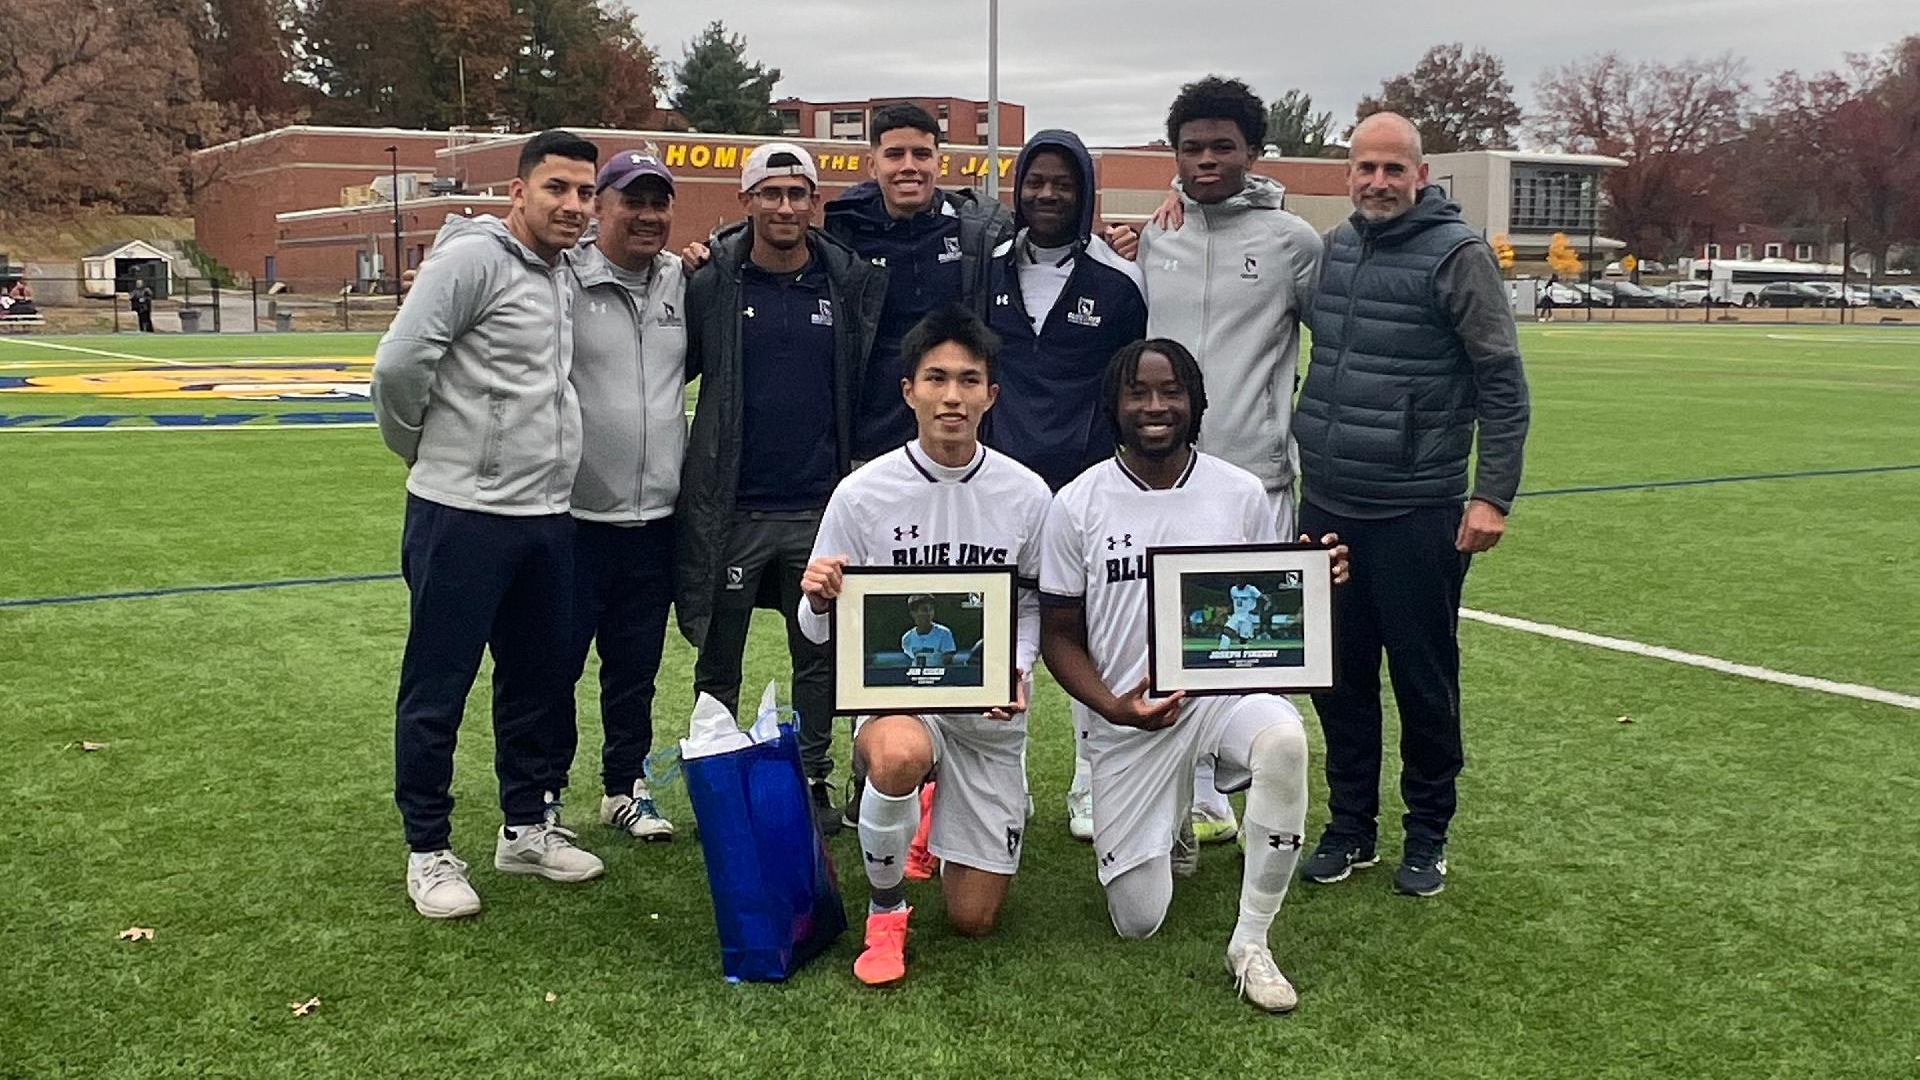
1006;826;1023;857
811;299;834;327
725;566;745;590
0;364;370;402
937;236;963;264
1065;296;1102;328
1242;255;1260;280
658;301;682;327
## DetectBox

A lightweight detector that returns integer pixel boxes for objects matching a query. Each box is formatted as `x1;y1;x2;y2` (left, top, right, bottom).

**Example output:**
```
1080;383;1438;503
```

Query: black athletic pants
558;517;676;797
394;494;575;852
692;511;836;781
1301;501;1471;847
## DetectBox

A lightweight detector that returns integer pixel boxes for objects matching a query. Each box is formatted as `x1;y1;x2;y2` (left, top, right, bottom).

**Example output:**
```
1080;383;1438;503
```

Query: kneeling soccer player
1038;338;1347;1013
799;305;1052;986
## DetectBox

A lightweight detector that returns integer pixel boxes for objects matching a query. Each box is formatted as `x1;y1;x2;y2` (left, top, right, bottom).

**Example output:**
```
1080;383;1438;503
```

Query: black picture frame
829;565;1020;715
1145;542;1336;695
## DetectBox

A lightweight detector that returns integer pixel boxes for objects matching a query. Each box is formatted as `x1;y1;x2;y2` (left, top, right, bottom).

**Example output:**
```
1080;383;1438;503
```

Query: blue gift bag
682;723;846;982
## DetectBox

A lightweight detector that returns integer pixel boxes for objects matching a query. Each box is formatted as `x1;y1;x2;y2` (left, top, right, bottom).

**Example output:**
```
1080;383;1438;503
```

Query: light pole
386;145;403;308
984;0;1000;201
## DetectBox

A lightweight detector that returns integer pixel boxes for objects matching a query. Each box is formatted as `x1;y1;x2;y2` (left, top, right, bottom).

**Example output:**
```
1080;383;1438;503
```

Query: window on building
831;110;863;126
1764;242;1782;258
936;104;949;119
1508;166;1600;233
1736;244;1753;260
1795;243;1813;261
976;109;989;124
1704;243;1721;260
777;110;801;136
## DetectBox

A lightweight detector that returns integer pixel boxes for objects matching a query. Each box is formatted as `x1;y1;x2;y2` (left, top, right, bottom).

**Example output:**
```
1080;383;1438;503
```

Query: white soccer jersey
901;623;958;663
1039;452;1277;693
799;442;1052;679
1230;584;1261;616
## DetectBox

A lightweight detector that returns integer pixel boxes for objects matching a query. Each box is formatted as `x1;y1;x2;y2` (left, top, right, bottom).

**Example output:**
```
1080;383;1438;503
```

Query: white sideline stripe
4;340;185;365
0;423;376;434
1462;608;1920;712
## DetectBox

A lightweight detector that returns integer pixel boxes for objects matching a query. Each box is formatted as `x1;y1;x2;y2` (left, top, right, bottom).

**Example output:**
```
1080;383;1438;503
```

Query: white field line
1462;608;1920;712
3;340;185;365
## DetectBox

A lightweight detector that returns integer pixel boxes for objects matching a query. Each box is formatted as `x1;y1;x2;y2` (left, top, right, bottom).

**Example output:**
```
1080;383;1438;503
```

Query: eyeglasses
750;187;814;209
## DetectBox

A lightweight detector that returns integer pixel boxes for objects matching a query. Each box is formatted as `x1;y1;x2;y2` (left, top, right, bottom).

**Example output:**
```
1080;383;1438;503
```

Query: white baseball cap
740;143;819;193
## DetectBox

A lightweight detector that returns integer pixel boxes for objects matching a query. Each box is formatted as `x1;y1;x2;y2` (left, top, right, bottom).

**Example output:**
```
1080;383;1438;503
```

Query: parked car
1753;282;1829;308
1801;282;1869;307
1543;282;1587;306
1657;281;1713;307
1874;284;1920;308
1596;280;1667;307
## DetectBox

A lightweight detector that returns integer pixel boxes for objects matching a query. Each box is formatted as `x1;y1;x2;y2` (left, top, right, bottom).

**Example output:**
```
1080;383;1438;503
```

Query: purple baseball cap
597;150;675;195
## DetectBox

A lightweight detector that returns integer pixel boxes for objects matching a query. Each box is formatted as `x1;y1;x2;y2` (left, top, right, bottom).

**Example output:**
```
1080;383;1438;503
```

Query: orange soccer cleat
905;782;939;880
853;906;913;987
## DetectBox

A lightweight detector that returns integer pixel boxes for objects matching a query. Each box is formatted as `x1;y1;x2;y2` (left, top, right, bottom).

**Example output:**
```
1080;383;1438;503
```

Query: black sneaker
839;775;864;830
1299;832;1378;884
1393;840;1448;897
809;779;842;837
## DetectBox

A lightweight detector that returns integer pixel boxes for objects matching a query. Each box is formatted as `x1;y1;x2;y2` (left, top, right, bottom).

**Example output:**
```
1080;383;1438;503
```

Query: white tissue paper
679;692;754;760
747;681;783;744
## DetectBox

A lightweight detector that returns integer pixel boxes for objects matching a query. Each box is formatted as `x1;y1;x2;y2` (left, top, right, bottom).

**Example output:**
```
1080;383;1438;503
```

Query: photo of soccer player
859;589;988;689
1181;570;1306;670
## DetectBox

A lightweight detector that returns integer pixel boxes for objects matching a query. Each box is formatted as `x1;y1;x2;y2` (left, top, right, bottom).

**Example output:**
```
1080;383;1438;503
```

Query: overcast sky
623;0;1915;146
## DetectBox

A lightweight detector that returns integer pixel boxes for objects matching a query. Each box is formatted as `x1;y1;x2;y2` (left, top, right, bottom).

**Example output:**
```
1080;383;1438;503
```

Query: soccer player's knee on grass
1107;858;1173;940
943;866;1010;938
855;716;933;796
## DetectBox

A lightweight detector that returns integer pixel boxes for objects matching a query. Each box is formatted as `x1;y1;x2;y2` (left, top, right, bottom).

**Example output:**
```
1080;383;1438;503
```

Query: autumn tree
1531;53;1749;261
1743;36;1920;275
301;0;523;127
1265;89;1336;157
503;0;668;131
202;0;308;121
1546;233;1584;278
671;21;780;135
1354;43;1521;152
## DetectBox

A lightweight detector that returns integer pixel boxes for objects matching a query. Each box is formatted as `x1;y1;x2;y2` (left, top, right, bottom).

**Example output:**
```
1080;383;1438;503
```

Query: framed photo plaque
830;565;1019;715
1145;543;1336;695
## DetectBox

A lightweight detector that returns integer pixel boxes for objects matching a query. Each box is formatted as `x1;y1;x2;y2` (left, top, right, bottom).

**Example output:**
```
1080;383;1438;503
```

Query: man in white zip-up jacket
559;151;689;844
1136;77;1323;846
371;130;608;921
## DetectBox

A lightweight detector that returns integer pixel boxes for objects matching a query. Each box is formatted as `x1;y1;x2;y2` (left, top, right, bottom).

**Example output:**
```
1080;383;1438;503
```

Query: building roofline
433;128;1026;159
194;124;473;157
275;194;510;223
1450;150;1629;168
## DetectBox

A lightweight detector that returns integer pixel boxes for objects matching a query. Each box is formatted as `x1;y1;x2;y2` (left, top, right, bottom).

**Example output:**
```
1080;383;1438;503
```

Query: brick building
772;96;1024;145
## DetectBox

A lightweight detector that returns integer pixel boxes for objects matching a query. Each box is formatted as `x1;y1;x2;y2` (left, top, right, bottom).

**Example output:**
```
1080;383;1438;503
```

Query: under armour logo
588;300;608;314
871;256;888;267
864;851;895;867
1105;534;1133;551
1161;258;1178;271
1268;833;1303;851
894;524;920;541
742;305;756;318
995;294;1010;305
1100;851;1116;866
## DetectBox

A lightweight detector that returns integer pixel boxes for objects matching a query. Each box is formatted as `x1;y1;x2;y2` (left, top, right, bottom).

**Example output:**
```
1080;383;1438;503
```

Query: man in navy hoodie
825;102;1014;466
981;129;1148;491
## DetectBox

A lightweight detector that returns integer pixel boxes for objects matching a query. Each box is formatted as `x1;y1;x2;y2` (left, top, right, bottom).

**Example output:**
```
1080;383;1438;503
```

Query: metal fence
0;276;403;335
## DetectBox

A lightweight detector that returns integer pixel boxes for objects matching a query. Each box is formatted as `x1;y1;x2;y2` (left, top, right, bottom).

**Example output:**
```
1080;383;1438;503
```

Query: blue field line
1520;463;1920;498
0;572;401;609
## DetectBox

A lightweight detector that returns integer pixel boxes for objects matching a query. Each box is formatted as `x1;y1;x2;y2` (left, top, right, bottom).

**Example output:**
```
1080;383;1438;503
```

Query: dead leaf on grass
118;926;155;942
82;741;110;751
1616;715;1634;724
289;996;321;1017
544;991;558;1003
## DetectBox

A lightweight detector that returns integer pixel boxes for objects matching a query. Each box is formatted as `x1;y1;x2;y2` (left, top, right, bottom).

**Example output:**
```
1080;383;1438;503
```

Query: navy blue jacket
825;182;1012;460
979;130;1148;490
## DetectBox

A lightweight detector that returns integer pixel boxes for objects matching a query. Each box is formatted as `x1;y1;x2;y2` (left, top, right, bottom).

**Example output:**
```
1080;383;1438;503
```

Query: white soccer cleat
1066;785;1094;842
1226;941;1299;1013
600;779;675;842
406;849;481;919
494;823;605;882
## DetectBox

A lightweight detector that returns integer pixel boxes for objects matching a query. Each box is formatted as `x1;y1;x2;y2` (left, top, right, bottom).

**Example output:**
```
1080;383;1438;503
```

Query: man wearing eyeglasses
676;143;886;832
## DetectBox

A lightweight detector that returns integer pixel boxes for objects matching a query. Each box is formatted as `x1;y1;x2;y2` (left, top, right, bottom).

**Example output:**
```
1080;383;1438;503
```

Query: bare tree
1354;43;1521;152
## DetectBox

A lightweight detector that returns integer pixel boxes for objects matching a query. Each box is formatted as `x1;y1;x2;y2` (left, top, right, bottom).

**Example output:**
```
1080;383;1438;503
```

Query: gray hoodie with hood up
372;214;582;516
1138;175;1323;494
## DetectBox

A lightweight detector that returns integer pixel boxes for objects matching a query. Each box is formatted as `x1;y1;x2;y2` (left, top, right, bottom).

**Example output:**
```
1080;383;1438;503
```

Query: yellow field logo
0;364;371;401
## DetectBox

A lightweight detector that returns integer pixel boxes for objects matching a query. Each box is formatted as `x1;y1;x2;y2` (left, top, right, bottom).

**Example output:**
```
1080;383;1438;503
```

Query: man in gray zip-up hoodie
371;130;606;921
557;151;688;844
1137;75;1324;843
1140;76;1322;534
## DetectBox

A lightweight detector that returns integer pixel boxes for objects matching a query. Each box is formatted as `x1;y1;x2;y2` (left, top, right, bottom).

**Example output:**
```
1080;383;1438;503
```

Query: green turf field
3;326;1917;1078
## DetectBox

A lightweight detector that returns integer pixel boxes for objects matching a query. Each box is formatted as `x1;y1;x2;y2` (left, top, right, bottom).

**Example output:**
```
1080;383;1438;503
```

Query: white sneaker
1226;941;1298;1013
494;823;605;882
1171;818;1199;878
406;849;481;919
1066;785;1094;842
600;780;675;842
1190;801;1239;845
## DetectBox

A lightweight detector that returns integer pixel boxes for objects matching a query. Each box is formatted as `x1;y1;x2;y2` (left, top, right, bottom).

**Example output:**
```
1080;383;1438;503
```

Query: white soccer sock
1230;721;1310;953
859;783;919;911
1192;756;1232;818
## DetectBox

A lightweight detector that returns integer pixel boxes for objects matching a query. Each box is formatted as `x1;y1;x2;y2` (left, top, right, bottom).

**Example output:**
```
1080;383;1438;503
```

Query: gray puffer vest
1297;188;1482;513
